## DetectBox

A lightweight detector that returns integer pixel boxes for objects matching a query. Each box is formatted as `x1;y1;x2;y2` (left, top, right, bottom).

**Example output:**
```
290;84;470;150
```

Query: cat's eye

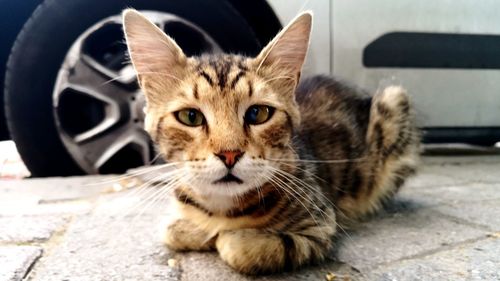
175;109;205;127
244;105;275;125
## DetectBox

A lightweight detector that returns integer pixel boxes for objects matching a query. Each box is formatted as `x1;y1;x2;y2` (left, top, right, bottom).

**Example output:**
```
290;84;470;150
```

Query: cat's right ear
122;9;187;87
254;12;312;82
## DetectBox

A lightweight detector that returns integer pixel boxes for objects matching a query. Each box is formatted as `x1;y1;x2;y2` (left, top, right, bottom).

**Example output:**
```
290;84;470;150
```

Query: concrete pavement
0;153;499;280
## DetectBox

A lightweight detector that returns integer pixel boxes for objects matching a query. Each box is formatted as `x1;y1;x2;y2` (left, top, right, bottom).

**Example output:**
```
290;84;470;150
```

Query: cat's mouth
213;173;243;184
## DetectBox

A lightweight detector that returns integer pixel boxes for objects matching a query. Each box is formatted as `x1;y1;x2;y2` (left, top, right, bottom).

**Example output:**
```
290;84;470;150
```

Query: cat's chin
212;173;244;185
185;168;268;200
195;181;258;198
181;182;260;213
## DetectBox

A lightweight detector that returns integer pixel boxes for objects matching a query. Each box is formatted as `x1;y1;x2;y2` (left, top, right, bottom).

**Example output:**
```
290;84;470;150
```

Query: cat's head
123;9;312;204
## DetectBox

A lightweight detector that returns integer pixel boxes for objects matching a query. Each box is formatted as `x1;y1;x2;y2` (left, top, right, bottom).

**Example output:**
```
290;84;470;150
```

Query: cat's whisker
105;171;170;207
110;168;183;205
267;171;324;225
269;167;354;241
267;176;329;241
136;70;184;83
85;162;182;186
122;174;185;220
109;172;188;238
133;168;186;199
100;73;135;86
93;171;182;215
269;167;340;223
270;175;340;242
261;75;295;84
257;169;291;204
269;171;325;221
286;143;300;158
113;167;184;207
275;161;328;184
131;172;189;221
268;157;367;164
270;166;337;209
149;152;164;164
107;173;175;218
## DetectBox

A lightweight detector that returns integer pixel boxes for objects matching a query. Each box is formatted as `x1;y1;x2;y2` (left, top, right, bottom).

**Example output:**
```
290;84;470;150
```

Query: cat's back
294;75;419;221
295;75;372;141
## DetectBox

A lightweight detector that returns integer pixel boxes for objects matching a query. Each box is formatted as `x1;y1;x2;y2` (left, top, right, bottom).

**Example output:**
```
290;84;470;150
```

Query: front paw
163;219;215;251
216;228;334;274
216;229;286;274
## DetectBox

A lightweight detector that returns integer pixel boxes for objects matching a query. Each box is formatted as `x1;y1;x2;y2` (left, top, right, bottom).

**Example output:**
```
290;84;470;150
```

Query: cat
122;9;420;275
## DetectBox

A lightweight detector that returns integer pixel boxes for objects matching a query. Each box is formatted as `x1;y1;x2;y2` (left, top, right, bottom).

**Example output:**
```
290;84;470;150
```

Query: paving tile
180;252;364;281
0;246;42;281
367;236;500;281
432;199;500;231
336;208;487;269
404;166;459;189
93;189;173;217
406;166;500;191
30;213;180;281
399;182;500;206
0;175;139;216
0;176;117;203
0;201;93;216
424;162;500;185
0;216;68;243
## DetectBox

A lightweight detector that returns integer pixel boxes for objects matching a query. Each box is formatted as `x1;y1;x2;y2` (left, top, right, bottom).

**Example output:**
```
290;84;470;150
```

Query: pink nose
215;150;244;169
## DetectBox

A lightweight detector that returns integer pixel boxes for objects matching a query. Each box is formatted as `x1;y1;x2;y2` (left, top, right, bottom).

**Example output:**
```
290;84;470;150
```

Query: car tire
4;0;261;177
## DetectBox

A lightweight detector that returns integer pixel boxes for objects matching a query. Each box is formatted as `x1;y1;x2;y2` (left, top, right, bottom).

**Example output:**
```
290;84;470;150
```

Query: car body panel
270;0;500;129
331;0;500;128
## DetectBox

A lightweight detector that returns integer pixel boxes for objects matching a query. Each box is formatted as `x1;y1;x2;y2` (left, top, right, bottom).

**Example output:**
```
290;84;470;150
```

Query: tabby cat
122;9;420;274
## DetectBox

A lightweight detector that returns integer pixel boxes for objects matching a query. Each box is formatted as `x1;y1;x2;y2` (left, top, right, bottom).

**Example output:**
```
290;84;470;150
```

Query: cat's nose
215;150;244;169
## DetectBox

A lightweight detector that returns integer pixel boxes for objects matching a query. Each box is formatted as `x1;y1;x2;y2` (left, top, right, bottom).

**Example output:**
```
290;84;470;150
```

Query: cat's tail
337;86;420;222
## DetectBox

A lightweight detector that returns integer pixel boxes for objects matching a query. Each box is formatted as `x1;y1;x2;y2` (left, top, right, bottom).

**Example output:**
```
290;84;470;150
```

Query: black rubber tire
4;0;261;177
0;0;43;140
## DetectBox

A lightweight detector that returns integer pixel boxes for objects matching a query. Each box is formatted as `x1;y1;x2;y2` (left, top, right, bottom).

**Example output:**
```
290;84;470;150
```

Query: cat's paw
216;229;286;274
216;228;332;274
162;218;215;251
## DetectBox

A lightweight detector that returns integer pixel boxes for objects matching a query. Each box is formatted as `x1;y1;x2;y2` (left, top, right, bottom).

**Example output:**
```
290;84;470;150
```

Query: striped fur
123;9;420;274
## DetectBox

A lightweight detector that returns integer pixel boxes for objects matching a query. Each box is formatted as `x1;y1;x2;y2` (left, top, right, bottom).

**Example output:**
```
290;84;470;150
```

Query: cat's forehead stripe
196;55;251;92
229;71;246;90
210;57;232;90
247;80;253;97
198;70;214;87
192;83;199;99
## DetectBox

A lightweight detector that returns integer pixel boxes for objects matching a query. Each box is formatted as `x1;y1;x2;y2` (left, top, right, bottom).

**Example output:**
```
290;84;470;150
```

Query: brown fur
123;9;420;275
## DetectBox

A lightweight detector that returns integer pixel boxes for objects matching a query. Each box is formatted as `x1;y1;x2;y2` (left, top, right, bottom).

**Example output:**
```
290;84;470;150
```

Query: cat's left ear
254;12;312;81
122;9;187;86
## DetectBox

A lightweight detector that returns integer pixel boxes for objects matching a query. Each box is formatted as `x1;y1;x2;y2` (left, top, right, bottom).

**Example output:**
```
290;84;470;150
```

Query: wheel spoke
73;123;150;173
56;83;121;143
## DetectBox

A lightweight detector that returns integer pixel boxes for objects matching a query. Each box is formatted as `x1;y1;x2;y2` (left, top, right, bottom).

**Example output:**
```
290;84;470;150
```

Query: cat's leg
163;218;215;251
216;224;334;274
338;86;420;219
